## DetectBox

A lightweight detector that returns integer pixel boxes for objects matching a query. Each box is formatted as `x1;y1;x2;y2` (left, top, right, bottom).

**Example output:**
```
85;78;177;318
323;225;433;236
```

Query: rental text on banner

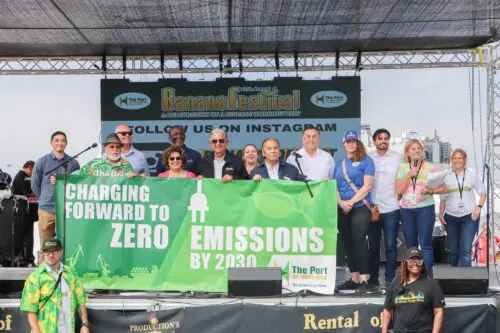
55;177;337;293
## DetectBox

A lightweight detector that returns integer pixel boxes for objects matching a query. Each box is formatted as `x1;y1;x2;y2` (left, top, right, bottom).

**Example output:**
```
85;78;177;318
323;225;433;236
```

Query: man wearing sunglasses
115;124;149;176
155;126;201;175
20;238;90;333
198;128;248;182
73;133;136;177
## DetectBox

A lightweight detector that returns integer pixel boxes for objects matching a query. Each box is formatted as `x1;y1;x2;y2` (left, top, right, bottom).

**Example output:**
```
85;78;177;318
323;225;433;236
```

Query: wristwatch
82;322;90;328
478;205;483;208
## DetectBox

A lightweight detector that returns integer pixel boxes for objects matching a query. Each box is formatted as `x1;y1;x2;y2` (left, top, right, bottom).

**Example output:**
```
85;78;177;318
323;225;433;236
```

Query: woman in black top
382;247;445;333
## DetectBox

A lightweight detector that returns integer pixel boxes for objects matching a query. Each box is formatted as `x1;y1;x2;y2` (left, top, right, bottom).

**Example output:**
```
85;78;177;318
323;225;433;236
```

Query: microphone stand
44;144;96;262
6;183;17;267
294;153;313;198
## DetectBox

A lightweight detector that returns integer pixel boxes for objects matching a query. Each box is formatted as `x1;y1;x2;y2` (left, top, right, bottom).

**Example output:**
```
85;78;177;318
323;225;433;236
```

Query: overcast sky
1;67;487;176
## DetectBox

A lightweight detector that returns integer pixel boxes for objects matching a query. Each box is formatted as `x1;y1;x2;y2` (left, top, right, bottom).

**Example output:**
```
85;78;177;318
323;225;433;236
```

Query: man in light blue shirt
115;124;150;176
31;131;80;245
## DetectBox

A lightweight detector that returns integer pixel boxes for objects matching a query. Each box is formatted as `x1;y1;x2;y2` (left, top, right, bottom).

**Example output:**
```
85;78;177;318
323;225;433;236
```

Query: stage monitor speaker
434;266;488;295
228;267;282;297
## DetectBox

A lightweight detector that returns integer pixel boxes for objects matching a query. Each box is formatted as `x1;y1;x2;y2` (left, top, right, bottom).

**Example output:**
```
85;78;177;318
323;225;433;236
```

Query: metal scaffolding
488;43;500;262
0;49;487;75
1;45;498;259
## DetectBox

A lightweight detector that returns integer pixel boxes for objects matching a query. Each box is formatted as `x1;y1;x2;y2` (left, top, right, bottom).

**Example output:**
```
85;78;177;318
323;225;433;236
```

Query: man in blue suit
250;137;305;181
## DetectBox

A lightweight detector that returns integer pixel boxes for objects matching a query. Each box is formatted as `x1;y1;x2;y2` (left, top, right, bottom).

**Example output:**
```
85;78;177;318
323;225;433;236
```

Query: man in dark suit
197;128;248;182
250;137;304;181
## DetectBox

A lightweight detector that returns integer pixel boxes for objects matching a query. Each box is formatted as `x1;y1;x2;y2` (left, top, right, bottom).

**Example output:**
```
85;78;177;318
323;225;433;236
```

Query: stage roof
1;0;499;57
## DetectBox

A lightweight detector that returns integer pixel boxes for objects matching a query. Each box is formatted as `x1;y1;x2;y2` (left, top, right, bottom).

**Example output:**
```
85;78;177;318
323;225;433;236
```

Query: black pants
337;205;371;275
14;200;36;265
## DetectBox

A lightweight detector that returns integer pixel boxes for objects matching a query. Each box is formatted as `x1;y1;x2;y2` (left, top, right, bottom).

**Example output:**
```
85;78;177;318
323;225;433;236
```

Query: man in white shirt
368;129;403;288
286;127;334;180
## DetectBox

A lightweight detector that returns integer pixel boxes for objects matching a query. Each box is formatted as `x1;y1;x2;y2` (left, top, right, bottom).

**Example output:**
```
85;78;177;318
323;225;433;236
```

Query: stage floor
1;265;499;310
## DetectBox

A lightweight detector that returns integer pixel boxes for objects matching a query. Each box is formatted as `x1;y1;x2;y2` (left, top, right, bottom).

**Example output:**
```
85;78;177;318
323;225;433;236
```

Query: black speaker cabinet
434;266;488;295
228;267;282;297
433;236;450;264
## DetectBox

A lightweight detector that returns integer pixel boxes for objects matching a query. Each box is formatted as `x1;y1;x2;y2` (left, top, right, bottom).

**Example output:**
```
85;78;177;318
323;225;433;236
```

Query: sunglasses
169;156;182;161
210;139;226;144
406;259;424;265
117;131;133;136
107;144;121;150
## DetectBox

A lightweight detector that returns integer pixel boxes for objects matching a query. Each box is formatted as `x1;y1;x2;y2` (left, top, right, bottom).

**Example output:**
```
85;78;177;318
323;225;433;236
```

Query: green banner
56;176;337;293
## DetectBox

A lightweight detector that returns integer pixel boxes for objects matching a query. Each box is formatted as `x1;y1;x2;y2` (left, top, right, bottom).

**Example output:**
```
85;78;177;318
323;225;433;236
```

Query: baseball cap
103;133;123;146
404;247;422;260
42;238;63;252
343;130;360;142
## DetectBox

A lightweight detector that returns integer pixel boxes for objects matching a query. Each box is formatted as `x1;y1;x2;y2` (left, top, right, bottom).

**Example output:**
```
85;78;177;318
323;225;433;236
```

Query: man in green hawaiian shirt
20;238;90;333
73;133;136;177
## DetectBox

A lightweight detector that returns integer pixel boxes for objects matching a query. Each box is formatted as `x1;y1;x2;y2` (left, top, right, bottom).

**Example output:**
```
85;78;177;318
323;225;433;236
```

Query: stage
0;266;498;333
1;265;499;310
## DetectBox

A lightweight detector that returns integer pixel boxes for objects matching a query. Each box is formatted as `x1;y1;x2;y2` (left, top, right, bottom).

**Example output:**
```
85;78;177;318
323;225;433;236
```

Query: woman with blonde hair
242;143;259;176
438;149;486;267
395;139;440;273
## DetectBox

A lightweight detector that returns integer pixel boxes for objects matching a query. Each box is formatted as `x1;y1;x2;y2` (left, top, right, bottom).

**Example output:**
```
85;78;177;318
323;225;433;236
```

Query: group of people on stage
8;124;486;333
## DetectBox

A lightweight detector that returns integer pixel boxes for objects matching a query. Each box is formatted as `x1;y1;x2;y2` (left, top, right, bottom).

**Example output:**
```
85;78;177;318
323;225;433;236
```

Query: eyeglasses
406;259;424;265
44;250;61;256
107;144;121;150
169;156;182;161
210;139;226;144
117;131;133;136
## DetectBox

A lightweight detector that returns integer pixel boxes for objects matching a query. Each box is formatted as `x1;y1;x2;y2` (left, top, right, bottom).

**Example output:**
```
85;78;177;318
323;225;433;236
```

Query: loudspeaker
228;267;282;297
433;236;450;264
434;266;488;295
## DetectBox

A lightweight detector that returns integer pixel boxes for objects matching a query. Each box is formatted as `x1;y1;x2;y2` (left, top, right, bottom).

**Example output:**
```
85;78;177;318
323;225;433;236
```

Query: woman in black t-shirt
382;247;445;333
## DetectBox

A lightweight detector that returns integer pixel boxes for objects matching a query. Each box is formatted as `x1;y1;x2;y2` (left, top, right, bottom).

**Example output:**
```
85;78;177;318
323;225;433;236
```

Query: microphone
292;151;302;158
91;143;98;148
412;153;419;168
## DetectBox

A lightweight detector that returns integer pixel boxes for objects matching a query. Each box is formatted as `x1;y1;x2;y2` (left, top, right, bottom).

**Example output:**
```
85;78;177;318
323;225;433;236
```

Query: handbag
341;160;380;222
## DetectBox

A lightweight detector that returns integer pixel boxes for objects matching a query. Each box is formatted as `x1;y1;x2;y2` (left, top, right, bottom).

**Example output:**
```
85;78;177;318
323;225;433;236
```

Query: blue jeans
444;213;477;267
368;209;401;283
400;205;435;272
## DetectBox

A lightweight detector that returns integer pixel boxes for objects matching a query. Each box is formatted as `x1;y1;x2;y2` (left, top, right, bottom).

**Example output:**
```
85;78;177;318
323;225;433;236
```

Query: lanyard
409;162;422;191
455;170;466;200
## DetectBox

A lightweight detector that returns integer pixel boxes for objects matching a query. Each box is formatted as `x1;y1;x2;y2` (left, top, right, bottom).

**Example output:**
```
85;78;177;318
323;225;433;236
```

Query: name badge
407;193;417;205
457;201;466;213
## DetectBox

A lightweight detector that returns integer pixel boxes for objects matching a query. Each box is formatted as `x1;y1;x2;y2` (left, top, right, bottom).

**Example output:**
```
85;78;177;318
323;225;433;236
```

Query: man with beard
21;238;90;333
73;133;136;177
251;137;304;181
368;128;403;289
156;126;201;175
286;127;334;180
197;128;247;182
32;131;80;245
